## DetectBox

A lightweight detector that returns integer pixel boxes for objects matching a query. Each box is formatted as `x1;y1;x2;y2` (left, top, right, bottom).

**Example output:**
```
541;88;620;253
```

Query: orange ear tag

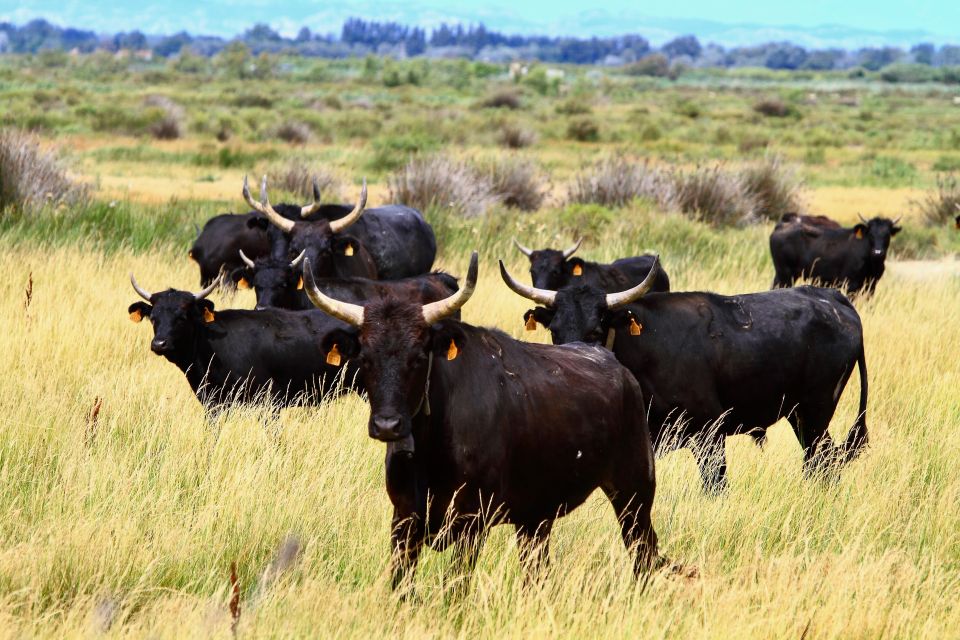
203;308;216;323
129;309;143;323
572;264;583;276
855;228;864;239
525;315;538;331
344;243;354;257
447;339;459;361
629;317;643;336
237;277;250;290
188;251;195;263
326;344;342;366
297;276;303;290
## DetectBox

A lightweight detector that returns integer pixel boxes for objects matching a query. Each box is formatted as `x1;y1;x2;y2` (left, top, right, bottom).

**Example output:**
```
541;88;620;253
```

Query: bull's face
855;217;901;262
128;292;215;356
529;250;569;290
234;250;306;310
501;256;660;348
306;253;479;444
532;286;609;345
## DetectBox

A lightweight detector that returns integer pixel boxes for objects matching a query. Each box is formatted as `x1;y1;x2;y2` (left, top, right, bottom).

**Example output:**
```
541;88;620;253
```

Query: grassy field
2;55;960;637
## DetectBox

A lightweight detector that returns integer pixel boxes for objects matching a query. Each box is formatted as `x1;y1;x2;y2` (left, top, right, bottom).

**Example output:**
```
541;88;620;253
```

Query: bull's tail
842;344;869;463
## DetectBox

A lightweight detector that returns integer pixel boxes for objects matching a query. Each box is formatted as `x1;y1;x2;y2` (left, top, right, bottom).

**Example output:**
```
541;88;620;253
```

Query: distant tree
911;43;935;65
154;31;193;57
856;46;903;71
296;27;312;43
662;35;702;59
937;45;960;66
245;23;282;42
113;30;147;51
802;49;844;70
764;43;807;70
625;53;670;77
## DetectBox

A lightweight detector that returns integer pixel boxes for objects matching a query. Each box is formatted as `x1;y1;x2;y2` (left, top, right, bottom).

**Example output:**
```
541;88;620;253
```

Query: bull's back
348;207;437;278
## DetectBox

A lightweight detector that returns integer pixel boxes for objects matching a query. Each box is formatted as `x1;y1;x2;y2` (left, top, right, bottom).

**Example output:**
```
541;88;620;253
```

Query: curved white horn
302;258;364;327
512;237;533;257
130;273;152;301
562;237;583;259
604;256;660;310
300;176;322;218
892;215;902;225
194;274;220;300
328;178;367;233
499;260;556;306
290;249;307;268
422;252;479;325
243;175;294;233
238;249;256;269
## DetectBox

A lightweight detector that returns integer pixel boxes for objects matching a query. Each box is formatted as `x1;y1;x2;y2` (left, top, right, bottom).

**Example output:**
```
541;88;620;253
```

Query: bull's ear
128;302;151;323
320;329;360;367
891;224;902;236
530;307;555;328
430;322;466;361
332;235;360;257
607;308;641;330
231;268;252;290
853;224;867;239
567;257;585;277
197;299;216;323
247;216;269;231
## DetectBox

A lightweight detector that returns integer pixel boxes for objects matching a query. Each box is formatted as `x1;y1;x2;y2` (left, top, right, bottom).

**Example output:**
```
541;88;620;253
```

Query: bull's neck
166;325;217;392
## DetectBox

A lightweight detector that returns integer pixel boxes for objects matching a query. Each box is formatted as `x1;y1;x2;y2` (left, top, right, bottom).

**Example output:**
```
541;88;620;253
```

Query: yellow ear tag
129;309;143;323
203;308;215;323
572;264;583;276
237;277;250;290
344;243;354;257
447;339;459;361
188;251;195;263
326;344;342;366
629;317;643;336
297;276;303;290
855;228;864;239
525;315;538;331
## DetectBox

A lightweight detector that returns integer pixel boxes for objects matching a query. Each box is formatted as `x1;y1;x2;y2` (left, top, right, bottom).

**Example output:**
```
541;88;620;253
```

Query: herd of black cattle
127;175;922;586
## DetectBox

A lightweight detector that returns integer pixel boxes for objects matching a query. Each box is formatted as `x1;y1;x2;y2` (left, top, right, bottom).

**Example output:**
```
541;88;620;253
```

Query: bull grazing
233;248;458;312
190;179;333;287
245;175;437;280
501;259;869;491
303;252;660;589
770;213;902;295
127;274;357;412
513;237;670;293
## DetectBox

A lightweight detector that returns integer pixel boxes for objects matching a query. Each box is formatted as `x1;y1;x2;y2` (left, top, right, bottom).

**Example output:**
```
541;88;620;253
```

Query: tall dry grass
1;223;958;636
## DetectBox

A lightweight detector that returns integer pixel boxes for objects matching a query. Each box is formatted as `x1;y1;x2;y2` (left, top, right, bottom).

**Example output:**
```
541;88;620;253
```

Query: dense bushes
914;173;960;226
0;129;88;215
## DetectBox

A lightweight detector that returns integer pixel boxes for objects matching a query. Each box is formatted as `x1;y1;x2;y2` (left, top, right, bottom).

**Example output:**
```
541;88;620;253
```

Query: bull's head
243;175;368;278
854;214;902;262
232;249;307;310
500;256;660;346
303;251;478;442
128;274;220;357
513;237;583;290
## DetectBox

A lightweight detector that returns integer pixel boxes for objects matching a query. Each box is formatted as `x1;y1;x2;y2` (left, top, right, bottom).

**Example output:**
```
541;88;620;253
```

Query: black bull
302;252;661;588
126;269;461;412
770;214;901;295
513;237;670;293
501;258;869;490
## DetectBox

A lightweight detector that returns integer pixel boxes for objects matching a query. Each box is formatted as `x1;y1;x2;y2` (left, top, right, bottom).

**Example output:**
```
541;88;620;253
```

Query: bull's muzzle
370;414;407;441
151;338;172;354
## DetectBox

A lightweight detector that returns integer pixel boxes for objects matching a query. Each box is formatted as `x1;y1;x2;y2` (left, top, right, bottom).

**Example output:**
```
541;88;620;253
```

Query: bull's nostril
373;416;402;438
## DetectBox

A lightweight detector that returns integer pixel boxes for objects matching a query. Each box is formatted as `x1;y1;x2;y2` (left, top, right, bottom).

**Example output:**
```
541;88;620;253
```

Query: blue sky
1;0;959;45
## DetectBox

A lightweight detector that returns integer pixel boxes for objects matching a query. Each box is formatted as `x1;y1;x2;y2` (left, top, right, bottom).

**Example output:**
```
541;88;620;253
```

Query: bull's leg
750;429;768;449
603;488;659;577
443;525;485;599
389;511;424;596
692;435;728;493
772;269;795;289
515;519;553;582
788;410;837;478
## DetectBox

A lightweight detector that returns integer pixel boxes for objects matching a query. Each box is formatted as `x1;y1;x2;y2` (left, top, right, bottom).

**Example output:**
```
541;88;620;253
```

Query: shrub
868;156;917;184
272;160;342;202
275;121;311;145
739;156;805;221
480;157;548;211
567;157;670;208
753;99;797;118
624;54;671;77
932;155;960;172
669;165;758;227
368;133;439;173
555;98;592;115
0;129;89;215
144;95;185;140
567;117;600;142
388;154;498;218
913;173;960;226
497;123;537;149
480;91;522;110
